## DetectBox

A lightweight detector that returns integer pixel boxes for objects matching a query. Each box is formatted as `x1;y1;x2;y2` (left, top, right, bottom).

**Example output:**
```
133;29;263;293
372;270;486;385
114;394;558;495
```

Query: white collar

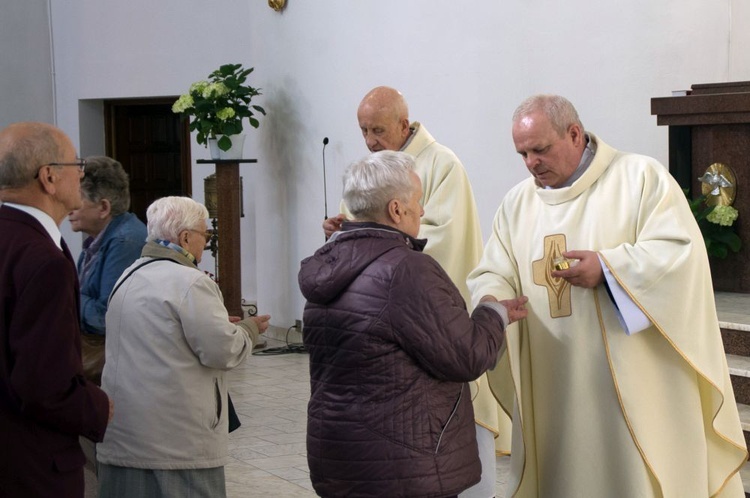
2;202;62;250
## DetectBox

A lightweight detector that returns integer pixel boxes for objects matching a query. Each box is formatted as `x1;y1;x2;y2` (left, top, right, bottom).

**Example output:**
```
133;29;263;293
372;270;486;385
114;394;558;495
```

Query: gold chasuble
342;123;511;452
468;134;747;497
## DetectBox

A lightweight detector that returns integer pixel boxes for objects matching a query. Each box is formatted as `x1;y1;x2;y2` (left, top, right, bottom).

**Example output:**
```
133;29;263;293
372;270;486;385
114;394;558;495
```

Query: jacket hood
298;223;424;305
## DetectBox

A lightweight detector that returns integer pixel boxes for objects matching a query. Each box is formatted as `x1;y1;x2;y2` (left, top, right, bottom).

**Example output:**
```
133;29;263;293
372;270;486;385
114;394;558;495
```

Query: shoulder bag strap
107;257;174;305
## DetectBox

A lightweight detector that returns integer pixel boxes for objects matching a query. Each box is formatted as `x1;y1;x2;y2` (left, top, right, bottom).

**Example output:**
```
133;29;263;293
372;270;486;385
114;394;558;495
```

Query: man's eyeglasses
34;159;87;179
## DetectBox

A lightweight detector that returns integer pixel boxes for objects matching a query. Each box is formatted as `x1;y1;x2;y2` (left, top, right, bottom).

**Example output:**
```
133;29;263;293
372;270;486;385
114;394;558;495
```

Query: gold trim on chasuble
532;234;572;318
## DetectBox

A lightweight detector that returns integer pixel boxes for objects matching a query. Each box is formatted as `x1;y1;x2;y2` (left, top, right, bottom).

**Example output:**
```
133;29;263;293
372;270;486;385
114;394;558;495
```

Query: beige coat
97;242;256;469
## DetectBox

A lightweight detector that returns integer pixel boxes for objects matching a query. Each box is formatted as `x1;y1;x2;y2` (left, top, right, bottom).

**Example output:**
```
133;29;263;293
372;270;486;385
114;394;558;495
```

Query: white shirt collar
2;202;63;250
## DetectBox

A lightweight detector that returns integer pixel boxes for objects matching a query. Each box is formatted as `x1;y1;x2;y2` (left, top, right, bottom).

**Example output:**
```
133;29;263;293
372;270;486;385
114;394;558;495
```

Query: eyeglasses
34;158;87;178
190;229;212;241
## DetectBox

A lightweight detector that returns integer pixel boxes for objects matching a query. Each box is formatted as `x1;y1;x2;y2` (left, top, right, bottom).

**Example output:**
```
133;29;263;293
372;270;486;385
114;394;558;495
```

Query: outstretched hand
499;296;529;324
480;294;529;325
252;314;271;334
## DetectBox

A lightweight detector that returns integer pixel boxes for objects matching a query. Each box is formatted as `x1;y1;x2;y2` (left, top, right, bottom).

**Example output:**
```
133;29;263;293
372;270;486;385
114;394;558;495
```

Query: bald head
0;122;82;224
357;86;411;152
359;87;409;121
0;122;71;190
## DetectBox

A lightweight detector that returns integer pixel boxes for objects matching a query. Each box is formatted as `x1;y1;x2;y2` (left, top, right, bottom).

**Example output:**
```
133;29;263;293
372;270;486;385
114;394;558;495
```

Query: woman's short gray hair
343;150;416;221
80;156;131;216
146;196;208;243
512;94;584;137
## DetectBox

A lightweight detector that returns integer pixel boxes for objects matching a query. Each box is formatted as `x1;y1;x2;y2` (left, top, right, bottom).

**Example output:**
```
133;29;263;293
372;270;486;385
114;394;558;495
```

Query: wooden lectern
651;82;750;293
197;159;257;316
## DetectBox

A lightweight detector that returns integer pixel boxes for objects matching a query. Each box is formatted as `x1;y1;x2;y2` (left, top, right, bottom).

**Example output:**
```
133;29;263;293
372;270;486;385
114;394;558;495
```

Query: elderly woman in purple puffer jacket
298;150;528;498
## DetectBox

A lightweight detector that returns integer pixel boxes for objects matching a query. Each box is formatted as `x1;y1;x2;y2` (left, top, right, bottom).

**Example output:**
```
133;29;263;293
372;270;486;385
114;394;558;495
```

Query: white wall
48;0;747;329
0;1;54;127
731;0;750;77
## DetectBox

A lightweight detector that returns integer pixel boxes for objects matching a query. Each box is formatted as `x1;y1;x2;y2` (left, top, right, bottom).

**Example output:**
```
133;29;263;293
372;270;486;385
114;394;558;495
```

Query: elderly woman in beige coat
97;196;270;498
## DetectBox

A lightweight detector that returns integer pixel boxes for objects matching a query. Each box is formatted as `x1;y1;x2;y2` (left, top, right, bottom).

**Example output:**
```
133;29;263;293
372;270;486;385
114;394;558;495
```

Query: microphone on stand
322;137;329;220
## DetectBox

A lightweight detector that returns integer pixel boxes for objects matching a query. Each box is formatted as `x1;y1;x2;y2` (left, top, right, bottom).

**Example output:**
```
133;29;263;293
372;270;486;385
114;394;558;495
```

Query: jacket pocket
212;378;222;429
435;384;463;454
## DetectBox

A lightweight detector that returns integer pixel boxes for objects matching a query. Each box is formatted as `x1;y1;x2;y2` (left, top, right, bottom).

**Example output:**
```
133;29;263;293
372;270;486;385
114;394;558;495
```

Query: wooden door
104;98;191;223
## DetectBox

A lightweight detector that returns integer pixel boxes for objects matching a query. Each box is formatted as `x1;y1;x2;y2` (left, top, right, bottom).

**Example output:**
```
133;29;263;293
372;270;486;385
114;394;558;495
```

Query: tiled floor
225;336;511;497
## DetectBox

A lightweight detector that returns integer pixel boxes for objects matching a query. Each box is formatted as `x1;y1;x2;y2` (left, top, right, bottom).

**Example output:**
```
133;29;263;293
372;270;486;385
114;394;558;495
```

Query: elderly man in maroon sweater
0;122;112;497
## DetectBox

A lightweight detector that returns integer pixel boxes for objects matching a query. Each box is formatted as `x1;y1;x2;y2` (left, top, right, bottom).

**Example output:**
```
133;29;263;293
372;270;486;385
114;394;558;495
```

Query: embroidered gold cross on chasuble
532;234;572;318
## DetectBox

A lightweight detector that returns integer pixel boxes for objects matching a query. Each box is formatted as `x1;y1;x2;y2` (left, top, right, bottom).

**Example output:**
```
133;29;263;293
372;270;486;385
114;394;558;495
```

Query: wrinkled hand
480;295;529;325
323;214;346;238
252;314;271;334
108;398;114;423
228;315;242;323
551;250;603;288
499;295;529;324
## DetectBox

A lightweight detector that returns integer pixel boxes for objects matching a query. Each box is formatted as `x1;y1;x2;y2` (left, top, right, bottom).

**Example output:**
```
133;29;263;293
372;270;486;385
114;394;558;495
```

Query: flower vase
207;138;221;160
217;134;246;160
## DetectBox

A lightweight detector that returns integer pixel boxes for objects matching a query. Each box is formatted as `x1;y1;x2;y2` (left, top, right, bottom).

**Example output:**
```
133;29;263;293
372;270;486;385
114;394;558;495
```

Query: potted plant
686;190;741;259
172;63;266;155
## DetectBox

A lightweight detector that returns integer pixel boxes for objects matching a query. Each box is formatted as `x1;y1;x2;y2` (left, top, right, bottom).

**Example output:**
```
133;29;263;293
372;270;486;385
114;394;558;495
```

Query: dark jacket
0;205;110;497
298;222;507;498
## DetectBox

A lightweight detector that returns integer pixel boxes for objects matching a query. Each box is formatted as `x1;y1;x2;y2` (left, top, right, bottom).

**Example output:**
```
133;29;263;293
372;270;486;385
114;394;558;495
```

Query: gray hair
0;122;63;189
146;196;208;243
512;94;584;137
80;156;131;216
343;150;416;221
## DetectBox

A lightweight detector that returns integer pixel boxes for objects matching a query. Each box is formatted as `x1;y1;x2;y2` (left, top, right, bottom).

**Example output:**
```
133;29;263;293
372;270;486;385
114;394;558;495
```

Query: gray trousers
98;463;226;498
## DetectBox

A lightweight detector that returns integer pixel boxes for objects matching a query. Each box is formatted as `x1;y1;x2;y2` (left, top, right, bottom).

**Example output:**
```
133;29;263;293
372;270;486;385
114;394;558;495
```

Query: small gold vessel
553;257;570;271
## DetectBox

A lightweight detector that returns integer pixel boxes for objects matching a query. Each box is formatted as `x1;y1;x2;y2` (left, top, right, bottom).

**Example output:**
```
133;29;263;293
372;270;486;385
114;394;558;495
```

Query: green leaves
685;189;742;259
172;63;264;146
217;135;233;151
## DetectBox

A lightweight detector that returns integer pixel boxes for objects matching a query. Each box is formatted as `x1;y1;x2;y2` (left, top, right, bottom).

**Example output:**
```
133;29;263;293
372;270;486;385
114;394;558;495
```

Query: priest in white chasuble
468;94;747;497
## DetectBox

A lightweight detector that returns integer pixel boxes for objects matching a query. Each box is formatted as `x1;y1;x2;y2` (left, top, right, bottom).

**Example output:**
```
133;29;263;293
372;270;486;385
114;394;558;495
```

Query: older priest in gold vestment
469;94;747;497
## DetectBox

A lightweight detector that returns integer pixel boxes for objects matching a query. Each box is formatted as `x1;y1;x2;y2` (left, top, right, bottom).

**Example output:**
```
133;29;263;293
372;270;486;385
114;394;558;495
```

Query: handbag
81;333;106;385
228;396;241;432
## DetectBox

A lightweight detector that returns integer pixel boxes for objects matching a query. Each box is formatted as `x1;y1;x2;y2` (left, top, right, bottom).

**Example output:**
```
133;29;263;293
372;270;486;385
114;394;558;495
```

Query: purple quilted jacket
298;223;507;498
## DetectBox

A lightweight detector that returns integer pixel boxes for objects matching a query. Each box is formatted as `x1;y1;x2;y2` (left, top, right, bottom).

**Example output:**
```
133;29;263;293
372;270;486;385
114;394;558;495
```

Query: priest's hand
551;250;603;288
323;214;346;238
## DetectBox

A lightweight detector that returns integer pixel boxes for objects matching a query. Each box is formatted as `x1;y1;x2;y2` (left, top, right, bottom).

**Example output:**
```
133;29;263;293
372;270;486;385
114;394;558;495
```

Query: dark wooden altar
197;159;257;316
651;82;750;293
